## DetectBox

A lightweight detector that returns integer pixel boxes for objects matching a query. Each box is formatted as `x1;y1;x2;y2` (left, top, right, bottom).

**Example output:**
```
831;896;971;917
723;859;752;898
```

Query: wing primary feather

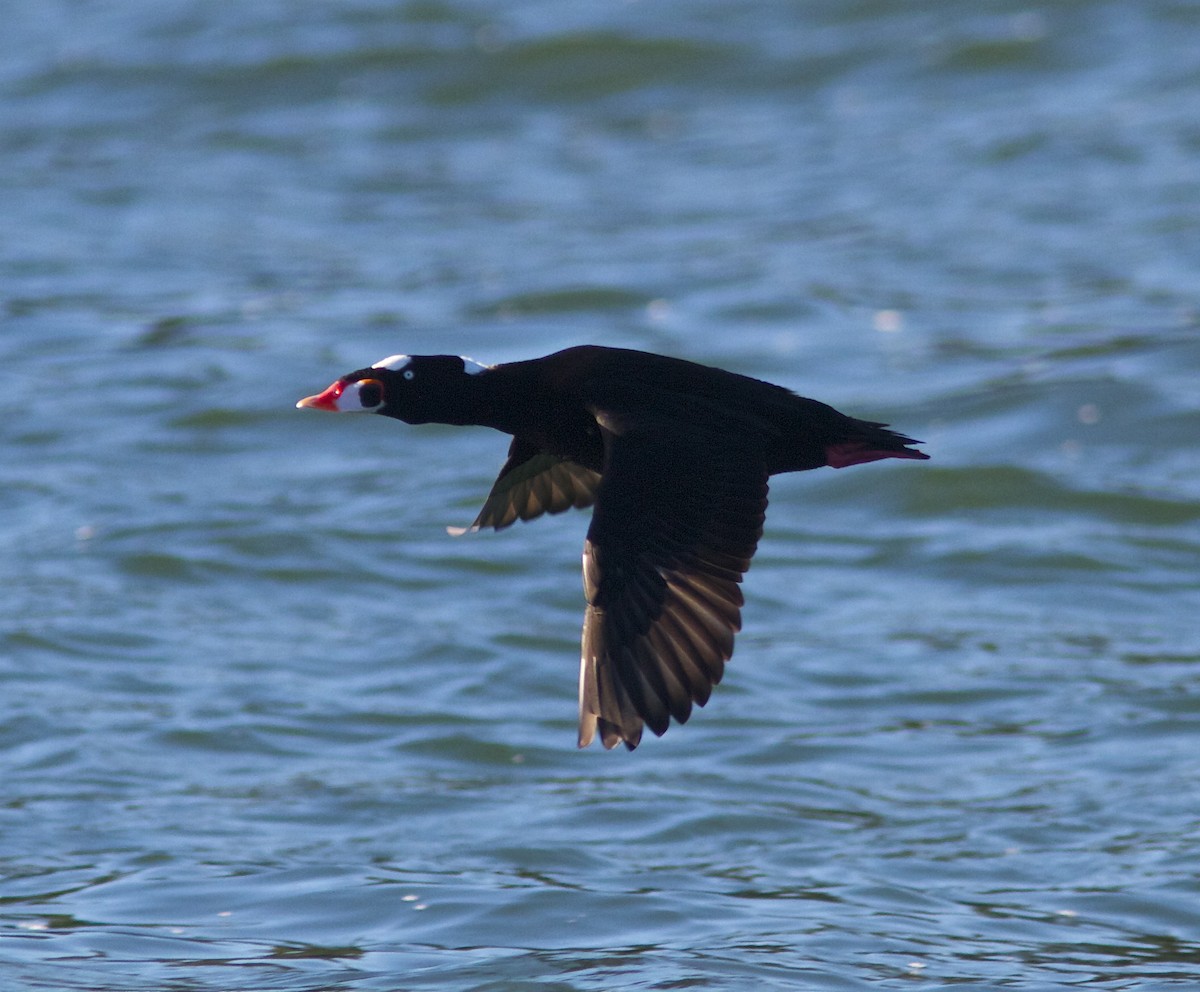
646;623;709;706
634;633;693;725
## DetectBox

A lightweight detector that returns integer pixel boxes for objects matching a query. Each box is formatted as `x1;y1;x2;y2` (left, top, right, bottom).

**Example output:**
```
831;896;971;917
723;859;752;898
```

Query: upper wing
577;412;769;750
449;436;601;535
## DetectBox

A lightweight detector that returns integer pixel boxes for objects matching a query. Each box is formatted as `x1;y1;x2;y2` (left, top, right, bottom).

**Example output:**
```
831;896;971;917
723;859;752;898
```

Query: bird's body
298;345;928;750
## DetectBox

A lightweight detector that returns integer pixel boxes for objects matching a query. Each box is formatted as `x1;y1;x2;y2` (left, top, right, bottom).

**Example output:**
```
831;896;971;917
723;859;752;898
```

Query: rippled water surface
4;1;1200;989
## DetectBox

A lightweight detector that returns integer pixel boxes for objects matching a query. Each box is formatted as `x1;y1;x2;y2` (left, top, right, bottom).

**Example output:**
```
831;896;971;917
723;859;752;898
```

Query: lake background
3;1;1200;989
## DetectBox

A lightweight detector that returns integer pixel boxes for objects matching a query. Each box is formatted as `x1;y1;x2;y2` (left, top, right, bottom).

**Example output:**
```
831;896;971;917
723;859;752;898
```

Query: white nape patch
372;354;412;371
461;357;490;375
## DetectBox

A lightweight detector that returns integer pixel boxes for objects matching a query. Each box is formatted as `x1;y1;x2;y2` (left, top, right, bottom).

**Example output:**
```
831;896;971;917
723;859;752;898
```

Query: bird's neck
440;364;543;437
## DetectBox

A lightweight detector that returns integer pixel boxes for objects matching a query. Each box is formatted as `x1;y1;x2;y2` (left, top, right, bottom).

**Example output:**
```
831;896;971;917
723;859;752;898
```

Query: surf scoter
297;345;928;750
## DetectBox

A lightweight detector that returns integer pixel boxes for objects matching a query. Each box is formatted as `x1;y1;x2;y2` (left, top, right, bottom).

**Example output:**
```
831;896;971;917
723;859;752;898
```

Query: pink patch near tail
825;442;929;469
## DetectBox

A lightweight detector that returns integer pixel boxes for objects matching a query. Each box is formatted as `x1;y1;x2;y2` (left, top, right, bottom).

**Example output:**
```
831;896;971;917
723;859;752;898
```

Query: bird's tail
823;419;929;468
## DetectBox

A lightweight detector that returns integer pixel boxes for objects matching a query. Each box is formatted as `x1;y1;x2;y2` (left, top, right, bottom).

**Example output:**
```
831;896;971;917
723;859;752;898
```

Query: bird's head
296;354;491;424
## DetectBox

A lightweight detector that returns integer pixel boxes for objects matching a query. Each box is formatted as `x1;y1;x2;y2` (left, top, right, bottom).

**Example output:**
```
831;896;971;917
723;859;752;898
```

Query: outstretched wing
577;413;769;750
449;436;601;535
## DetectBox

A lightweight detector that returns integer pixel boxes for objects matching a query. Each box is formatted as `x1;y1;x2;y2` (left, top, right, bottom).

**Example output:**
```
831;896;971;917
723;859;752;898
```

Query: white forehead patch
372;354;412;371
462;357;490;375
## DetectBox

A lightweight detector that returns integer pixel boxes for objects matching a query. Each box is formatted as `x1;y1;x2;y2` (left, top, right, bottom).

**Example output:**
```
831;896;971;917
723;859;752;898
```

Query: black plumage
298;345;928;750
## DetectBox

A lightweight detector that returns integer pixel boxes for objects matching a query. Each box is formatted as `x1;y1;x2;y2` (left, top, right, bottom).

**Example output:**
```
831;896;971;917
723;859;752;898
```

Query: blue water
4;2;1200;989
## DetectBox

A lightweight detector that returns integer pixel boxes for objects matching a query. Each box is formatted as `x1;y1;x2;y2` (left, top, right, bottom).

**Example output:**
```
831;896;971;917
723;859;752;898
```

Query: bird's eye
403;369;415;381
356;379;384;408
